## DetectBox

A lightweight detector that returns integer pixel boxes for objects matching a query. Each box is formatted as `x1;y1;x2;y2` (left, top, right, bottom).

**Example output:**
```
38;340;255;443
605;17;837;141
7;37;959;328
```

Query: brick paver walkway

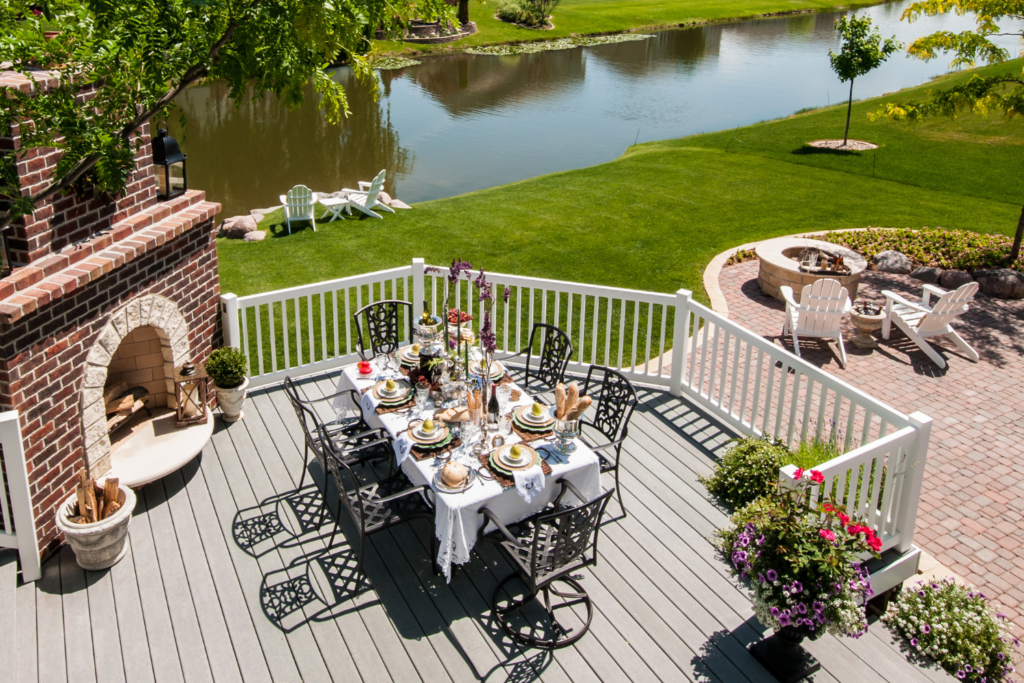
718;259;1024;631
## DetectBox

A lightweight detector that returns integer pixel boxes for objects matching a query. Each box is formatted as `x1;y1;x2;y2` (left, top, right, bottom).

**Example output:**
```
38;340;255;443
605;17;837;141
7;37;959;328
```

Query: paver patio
718;259;1024;634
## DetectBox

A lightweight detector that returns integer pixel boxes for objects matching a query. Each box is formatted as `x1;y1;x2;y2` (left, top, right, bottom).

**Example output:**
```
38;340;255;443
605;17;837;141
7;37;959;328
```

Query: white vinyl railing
222;259;931;588
0;410;42;582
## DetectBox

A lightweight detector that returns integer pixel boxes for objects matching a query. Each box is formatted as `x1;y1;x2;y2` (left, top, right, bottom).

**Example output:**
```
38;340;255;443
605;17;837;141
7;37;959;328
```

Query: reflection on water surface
171;0;1023;217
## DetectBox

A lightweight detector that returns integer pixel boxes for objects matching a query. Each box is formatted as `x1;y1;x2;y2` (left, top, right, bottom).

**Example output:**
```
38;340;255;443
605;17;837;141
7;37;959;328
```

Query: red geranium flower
792;467;804;480
810;470;825;484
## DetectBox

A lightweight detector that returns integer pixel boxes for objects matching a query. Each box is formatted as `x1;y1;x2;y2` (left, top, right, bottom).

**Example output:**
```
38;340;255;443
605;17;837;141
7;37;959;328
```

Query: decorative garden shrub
206;347;248;389
699;437;789;509
820;228;1023;274
496;0;531;24
884;579;1019;682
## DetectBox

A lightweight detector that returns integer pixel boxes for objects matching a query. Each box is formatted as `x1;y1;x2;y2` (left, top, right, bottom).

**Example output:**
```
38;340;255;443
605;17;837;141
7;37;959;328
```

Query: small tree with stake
870;0;1024;265
829;16;902;147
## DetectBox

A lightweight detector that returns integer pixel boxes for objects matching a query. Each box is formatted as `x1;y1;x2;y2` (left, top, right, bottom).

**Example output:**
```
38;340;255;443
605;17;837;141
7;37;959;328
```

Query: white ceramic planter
55;485;136;571
216;376;249;422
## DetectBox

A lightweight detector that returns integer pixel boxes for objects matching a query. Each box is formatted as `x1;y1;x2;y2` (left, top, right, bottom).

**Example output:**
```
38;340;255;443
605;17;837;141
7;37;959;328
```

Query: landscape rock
249;209;267;224
243;231;266;242
389;198;412;210
378;191;392;205
321;191;349;200
972;268;1024;299
219;215;258;239
873;250;912;274
910;267;943;284
939;269;974;290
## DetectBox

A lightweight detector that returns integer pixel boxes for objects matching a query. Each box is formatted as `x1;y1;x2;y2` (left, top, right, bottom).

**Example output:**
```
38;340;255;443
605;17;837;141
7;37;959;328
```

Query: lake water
172;0;1024;217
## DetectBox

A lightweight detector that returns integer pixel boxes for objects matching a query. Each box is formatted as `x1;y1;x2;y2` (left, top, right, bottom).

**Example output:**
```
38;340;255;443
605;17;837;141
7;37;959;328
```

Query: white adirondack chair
279;185;318;234
340;170;394;220
781;278;851;367
881;282;979;369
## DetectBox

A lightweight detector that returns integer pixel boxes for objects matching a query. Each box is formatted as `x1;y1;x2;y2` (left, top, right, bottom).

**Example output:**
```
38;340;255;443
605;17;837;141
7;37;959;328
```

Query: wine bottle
488;384;500;424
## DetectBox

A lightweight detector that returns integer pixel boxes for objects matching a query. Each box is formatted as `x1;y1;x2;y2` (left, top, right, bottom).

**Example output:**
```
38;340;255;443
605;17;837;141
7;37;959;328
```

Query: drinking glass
496;385;512;414
498;414;513;438
415;382;430;416
374;352;388;378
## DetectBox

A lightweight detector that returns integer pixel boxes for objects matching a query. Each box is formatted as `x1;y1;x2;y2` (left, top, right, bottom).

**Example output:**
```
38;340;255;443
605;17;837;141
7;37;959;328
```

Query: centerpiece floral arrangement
716;469;881;639
883;578;1018;682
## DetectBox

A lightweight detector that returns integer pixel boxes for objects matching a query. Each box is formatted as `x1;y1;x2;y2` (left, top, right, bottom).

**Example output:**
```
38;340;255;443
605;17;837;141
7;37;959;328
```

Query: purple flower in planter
449;258;472;284
998;653;1006;661
965;665;973;673
795;603;807;614
448;337;458;350
814;612;825;624
777;613;792;627
766;569;778;582
791;581;803;594
503;286;510;303
770;607;781;617
425;266;443;275
921;624;931;634
956;671;966;680
737;536;750;547
910;638;919;648
918;590;926;597
759;573;766;584
812;601;824;613
756;534;765;545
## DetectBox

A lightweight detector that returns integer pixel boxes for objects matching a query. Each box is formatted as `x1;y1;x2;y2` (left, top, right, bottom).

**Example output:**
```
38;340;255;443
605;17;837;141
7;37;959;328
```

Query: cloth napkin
513;465;545;504
360;390;382;419
393;433;414;468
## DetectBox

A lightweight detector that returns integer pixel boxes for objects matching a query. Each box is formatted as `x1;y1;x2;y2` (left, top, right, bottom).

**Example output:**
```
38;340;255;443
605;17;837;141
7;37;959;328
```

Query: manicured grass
376;0;884;55
219;59;1024;302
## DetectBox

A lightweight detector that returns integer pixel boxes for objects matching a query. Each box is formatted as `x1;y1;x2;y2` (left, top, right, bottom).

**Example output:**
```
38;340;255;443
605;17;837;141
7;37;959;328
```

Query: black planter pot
748;625;821;683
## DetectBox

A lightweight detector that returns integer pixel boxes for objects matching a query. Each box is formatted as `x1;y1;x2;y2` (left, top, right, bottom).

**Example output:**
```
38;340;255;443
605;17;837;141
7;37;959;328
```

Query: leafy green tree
872;0;1024;263
829;16;902;146
0;0;453;234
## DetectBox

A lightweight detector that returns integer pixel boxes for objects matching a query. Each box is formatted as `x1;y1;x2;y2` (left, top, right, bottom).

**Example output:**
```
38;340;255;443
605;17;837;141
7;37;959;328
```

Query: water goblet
496;384;512;414
414;381;430;416
498;414;513;438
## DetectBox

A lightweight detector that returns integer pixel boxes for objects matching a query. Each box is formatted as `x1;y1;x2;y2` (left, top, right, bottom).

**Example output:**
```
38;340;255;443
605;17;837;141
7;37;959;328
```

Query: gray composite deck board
13;374;952;683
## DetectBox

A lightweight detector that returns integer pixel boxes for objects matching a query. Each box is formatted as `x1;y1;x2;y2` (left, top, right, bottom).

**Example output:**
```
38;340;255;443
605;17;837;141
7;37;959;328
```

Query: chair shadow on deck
232;485;331;559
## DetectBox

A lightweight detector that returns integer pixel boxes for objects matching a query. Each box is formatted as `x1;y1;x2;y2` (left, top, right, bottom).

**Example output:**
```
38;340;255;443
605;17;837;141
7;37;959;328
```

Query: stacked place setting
372;377;414;411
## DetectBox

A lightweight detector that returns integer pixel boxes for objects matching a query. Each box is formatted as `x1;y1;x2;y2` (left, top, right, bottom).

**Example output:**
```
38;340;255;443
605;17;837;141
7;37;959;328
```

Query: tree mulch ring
807;139;879;151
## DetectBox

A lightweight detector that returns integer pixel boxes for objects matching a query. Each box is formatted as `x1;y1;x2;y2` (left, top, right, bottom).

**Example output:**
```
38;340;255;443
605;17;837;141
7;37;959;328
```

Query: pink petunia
819;529;836;542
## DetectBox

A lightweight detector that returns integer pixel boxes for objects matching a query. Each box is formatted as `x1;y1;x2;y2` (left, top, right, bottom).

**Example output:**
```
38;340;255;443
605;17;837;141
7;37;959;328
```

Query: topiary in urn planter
206;346;250;422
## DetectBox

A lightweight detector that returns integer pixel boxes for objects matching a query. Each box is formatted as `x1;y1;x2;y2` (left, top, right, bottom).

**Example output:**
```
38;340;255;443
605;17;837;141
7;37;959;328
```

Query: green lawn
376;0;884;54
220;59;1024;303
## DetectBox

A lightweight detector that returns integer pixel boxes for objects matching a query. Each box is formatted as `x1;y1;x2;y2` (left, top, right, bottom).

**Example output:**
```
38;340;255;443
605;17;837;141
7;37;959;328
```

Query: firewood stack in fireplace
103;381;151;434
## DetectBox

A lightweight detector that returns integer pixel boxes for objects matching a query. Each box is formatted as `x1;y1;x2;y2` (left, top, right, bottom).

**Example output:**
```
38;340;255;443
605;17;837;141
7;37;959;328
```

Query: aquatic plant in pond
369;56;422;70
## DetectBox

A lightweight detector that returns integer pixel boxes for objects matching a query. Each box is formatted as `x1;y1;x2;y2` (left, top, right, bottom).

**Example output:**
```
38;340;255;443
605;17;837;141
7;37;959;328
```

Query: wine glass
374;352;388;378
496;384;512;415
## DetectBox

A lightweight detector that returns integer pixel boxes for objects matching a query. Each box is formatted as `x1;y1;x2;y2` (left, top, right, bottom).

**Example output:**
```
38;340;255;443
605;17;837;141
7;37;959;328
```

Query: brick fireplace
0;69;223;559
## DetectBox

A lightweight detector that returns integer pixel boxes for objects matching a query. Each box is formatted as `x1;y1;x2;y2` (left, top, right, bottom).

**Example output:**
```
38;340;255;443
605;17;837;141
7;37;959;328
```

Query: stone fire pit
756;237;867;303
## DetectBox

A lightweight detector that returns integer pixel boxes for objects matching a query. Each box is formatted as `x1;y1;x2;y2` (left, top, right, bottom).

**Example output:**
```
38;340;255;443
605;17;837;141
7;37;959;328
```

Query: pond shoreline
375;0;892;57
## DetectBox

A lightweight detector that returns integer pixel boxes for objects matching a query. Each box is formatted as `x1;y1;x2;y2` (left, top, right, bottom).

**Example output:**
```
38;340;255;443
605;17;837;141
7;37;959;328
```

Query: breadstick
555;383;567;419
566;382;580;415
566;396;592;421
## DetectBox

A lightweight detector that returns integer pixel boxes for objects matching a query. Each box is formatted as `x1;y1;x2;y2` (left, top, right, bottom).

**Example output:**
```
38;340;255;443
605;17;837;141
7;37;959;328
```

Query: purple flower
756;534;765;545
480;312;497;354
791;581;803;594
448;337;457;350
957;671;965;680
449;258;472;284
965;665;972;673
918;590;926;597
812;601;824;612
759;573;766;584
425;266;443;275
814;612;825;624
998;653;1006;661
921;624;931;634
503;285;510;303
777;613;791;627
737;536;750;547
770;607;780;617
931;583;940;590
795;603;807;614
910;638;919;647
766;569;778;582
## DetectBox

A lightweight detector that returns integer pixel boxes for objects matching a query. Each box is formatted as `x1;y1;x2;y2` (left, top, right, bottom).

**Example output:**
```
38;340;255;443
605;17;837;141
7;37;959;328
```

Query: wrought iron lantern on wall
152;126;187;200
173;361;209;427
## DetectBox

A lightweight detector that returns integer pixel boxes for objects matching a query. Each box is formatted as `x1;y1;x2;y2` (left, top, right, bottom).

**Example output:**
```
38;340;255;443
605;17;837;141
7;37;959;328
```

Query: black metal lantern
152;125;187;200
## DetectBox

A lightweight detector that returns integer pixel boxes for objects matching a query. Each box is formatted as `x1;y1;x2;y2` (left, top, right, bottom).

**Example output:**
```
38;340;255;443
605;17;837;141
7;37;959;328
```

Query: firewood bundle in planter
67;469;122;524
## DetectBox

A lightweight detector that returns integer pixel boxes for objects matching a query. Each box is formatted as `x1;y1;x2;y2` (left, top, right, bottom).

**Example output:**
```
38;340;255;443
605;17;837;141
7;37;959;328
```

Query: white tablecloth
336;361;602;580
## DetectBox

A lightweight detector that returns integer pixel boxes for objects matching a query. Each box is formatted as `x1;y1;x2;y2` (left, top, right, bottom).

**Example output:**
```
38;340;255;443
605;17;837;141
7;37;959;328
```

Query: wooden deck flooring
7;371;953;682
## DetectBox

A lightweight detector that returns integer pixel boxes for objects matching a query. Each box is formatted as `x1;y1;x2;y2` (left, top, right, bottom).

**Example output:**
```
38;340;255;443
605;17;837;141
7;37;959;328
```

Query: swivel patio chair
578;365;637;517
781;278;851;368
502;323;573;392
881;281;979;369
478;480;614;648
279;184;318;234
352;299;413;361
283;376;393;499
321;424;435;592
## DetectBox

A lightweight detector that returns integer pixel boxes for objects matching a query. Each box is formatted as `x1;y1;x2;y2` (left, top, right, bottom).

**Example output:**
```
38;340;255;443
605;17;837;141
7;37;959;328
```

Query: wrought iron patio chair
352;299;413;361
478;480;614;648
321;424;435;592
283;376;393;500
502;323;573;391
578;365;637;517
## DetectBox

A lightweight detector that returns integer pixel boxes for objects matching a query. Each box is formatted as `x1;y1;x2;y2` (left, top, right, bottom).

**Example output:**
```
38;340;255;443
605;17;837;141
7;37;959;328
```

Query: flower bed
884;579;1019;682
817;228;1023;274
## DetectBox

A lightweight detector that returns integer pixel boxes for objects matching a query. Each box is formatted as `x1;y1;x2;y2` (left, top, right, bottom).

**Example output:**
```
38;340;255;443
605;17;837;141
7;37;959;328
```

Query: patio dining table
335;358;603;580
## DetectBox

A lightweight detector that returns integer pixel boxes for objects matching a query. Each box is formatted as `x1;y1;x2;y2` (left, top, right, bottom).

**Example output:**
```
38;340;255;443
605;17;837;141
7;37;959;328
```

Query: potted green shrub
206;346;249;422
716;471;881;682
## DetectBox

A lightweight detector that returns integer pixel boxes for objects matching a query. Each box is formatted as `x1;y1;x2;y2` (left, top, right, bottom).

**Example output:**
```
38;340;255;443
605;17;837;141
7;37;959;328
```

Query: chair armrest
780;286;799;311
377;484;432;506
279;195;287;204
358;181;371;190
551;478;589;509
842;295;852;314
297;386;361;406
921;284;947;307
331;427;389;447
880;290;930;314
341;188;366;196
478;508;526;546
